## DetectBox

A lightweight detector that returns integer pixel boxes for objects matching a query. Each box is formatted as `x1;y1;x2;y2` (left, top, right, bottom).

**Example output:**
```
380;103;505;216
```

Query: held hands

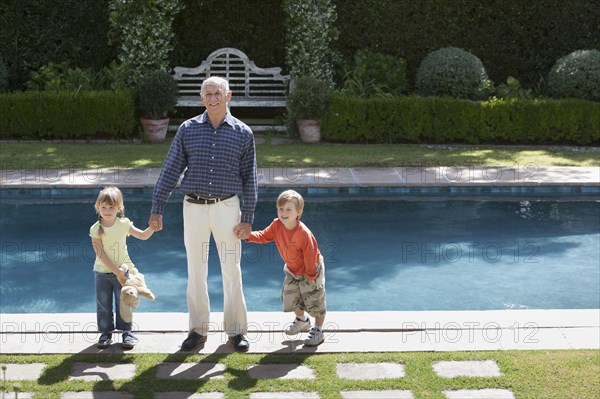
149;214;163;232
234;222;252;240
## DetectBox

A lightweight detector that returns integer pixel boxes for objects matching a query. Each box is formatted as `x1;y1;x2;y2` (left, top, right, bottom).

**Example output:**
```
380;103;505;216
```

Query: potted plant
138;70;178;143
287;76;331;143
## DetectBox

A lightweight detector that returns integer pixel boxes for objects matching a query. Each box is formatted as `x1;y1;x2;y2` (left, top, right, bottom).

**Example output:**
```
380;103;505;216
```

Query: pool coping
1;309;598;354
1;166;599;189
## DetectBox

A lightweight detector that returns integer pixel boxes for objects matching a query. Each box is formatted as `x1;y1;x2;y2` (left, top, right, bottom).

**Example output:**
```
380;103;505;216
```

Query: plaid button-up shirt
151;111;258;223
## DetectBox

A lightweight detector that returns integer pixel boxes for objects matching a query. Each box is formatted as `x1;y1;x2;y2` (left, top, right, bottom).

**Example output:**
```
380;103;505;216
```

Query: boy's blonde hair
277;189;304;214
94;186;125;235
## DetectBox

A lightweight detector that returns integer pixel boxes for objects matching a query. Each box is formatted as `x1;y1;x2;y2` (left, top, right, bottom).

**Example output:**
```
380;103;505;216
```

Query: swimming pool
1;187;599;313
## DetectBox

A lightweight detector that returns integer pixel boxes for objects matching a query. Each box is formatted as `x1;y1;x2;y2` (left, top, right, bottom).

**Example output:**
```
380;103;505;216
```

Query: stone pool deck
1;309;599;354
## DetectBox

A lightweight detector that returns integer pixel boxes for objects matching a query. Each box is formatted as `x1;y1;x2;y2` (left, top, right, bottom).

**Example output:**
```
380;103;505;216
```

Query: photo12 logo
400;241;539;264
0;163;147;185
399;164;539;184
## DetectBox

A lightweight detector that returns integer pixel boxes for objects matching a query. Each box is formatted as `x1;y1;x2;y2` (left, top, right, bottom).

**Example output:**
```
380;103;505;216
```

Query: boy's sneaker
304;327;324;346
97;333;112;349
285;317;311;335
122;332;138;350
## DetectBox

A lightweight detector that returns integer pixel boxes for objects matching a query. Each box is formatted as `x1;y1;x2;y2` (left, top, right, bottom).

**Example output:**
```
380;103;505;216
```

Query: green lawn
0;139;598;169
1;351;599;398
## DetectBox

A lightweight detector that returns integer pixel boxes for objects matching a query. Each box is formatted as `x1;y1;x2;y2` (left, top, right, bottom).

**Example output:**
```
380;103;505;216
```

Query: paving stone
154;393;225;399
0;363;46;380
247;364;315;379
432;360;502;378
62;393;133;399
443;388;515;399
250;393;319;399
156;363;226;380
336;363;405;380
340;390;414;399
69;362;136;381
0;393;34;399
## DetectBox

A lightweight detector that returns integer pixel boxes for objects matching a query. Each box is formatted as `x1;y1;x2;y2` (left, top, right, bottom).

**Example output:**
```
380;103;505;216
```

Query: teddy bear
117;264;155;323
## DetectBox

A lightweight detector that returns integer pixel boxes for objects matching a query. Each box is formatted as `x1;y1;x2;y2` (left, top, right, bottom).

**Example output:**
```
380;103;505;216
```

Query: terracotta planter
297;119;321;144
140;117;169;143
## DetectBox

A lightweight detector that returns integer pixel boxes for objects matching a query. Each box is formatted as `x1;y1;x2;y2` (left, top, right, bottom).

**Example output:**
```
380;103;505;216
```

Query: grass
0;137;598;169
1;351;599;398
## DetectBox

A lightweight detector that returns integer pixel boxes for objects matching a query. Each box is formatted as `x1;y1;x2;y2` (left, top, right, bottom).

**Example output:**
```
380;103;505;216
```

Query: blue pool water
1;187;599;313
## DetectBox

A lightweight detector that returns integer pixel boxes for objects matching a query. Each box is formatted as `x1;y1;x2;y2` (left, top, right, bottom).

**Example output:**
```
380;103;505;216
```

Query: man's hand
234;222;252;239
149;214;163;231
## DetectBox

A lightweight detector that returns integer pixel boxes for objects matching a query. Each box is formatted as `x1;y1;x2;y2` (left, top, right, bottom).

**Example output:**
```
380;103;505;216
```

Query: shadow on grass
36;337;322;398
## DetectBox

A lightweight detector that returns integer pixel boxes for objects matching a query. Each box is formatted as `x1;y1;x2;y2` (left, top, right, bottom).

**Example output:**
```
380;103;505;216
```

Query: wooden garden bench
172;47;291;108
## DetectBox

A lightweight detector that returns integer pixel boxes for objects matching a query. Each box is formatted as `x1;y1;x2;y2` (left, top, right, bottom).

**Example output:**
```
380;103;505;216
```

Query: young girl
90;186;155;349
247;189;327;346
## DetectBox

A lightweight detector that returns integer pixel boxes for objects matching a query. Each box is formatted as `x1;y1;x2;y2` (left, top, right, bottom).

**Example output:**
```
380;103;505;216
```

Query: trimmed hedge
321;94;600;145
0;90;136;139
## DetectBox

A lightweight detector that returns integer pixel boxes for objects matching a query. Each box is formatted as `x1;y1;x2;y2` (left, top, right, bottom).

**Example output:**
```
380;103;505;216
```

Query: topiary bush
547;49;600;101
415;47;493;100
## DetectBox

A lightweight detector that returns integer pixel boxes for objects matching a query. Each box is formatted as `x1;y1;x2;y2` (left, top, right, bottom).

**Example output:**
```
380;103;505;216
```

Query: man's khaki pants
183;195;248;336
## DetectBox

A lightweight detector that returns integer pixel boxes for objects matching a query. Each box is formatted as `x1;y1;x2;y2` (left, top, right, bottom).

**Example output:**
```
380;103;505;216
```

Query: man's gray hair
200;76;230;96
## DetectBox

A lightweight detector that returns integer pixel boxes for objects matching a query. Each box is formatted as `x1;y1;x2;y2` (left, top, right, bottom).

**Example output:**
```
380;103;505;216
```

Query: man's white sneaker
285;317;311;335
304;327;324;346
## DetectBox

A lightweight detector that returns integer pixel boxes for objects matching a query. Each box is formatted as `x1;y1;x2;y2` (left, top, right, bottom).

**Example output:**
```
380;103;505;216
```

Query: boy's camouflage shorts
281;256;327;318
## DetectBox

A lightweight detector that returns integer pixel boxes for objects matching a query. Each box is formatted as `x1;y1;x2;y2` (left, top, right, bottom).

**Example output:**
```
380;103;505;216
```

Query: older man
149;76;257;352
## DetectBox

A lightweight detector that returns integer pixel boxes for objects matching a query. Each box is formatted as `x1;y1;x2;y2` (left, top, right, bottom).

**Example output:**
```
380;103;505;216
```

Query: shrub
109;0;183;87
495;76;534;100
26;61;128;92
288;76;332;121
26;62;97;92
321;94;600;145
547;49;600;101
137;70;178;120
415;47;493;100
283;0;338;87
341;49;406;97
0;90;136;139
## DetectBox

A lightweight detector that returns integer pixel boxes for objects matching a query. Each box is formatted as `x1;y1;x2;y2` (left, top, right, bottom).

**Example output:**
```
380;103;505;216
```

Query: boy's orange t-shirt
248;218;321;280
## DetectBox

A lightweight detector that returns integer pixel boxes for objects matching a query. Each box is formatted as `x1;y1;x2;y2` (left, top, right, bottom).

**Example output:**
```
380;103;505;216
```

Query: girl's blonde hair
276;189;304;216
94;186;125;235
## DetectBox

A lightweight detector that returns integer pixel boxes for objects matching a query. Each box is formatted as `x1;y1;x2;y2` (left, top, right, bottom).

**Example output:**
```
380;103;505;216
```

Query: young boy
246;189;327;346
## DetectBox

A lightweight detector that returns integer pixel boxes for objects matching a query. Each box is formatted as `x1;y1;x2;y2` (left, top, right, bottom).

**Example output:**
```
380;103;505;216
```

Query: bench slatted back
173;48;290;107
